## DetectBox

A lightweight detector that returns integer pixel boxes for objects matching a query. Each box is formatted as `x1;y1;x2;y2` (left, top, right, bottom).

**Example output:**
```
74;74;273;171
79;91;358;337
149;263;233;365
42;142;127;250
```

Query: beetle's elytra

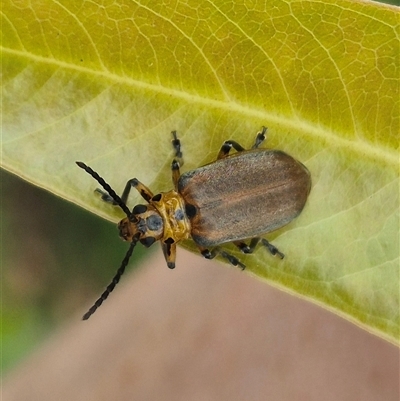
77;127;311;319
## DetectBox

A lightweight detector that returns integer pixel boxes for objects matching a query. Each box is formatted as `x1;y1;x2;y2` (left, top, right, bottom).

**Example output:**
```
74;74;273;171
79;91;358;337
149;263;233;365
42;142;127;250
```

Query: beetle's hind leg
217;126;268;159
234;238;284;259
198;246;246;270
251;126;268;149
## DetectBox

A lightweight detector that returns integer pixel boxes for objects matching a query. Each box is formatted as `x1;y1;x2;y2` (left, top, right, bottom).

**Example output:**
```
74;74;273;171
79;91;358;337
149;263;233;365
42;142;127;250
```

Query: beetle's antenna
82;238;138;320
76;161;131;218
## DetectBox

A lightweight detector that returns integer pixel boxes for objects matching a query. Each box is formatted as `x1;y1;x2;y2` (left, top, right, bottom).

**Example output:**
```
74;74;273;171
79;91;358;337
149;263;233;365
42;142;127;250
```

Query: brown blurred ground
3;248;399;401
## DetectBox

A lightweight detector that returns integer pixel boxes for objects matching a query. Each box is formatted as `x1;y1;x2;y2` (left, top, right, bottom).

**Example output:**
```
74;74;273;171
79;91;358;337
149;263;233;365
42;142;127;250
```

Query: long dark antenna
76;161;131;218
82;238;138;320
76;161;138;319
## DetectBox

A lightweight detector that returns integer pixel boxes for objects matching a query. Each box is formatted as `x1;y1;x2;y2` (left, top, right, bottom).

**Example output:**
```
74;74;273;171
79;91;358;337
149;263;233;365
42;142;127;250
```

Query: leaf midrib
2;46;398;167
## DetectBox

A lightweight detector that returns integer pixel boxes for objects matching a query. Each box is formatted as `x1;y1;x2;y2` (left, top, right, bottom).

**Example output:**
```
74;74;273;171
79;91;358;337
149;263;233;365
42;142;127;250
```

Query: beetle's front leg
198;246;246;270
234;237;284;259
161;238;177;269
96;178;154;204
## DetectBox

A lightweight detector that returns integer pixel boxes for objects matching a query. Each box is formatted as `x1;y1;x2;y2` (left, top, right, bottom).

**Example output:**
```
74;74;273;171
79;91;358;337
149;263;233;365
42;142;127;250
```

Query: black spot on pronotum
185;203;197;218
140;237;156;247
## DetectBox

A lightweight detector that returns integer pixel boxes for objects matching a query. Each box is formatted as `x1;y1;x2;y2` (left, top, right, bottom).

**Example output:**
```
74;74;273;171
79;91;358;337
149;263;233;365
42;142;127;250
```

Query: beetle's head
75;161;166;320
118;204;163;247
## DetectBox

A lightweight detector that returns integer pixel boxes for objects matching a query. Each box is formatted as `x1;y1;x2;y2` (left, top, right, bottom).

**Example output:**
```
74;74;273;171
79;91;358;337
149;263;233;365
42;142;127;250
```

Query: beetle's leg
251;126;268;149
217;140;246;159
171;159;181;191
171;131;183;160
161;238;176;269
234;238;284;259
171;131;183;190
96;178;154;204
198;246;246;270
217;127;268;159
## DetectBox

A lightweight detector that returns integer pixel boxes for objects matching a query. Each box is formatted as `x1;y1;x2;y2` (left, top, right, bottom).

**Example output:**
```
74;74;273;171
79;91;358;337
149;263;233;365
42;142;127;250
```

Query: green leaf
2;0;399;344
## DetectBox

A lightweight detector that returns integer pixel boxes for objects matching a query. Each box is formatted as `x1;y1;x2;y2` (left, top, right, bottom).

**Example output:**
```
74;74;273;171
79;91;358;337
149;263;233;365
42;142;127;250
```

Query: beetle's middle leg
198;246;246;270
171;131;184;190
234;238;285;259
217;126;268;159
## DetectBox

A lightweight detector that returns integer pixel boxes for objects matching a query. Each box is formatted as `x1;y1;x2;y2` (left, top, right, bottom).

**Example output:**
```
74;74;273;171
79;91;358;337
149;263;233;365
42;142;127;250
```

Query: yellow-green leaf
1;0;399;345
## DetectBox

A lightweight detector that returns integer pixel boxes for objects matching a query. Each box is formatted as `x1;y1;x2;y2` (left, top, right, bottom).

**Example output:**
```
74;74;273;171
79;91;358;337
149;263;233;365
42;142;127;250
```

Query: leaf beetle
76;127;311;319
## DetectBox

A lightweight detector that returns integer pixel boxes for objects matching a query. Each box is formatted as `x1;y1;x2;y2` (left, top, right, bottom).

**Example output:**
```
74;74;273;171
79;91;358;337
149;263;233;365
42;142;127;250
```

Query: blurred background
2;168;399;401
3;0;399;379
2;0;399;388
1;168;148;373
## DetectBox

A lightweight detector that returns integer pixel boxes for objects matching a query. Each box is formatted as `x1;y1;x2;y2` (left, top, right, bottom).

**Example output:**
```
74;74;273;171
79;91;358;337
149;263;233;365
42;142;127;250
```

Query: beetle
76;127;311;319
